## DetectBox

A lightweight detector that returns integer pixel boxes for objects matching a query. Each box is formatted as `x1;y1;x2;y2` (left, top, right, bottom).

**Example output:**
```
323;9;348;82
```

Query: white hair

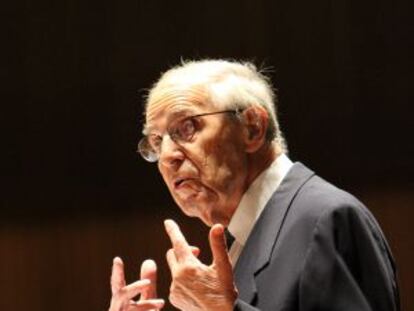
145;59;287;152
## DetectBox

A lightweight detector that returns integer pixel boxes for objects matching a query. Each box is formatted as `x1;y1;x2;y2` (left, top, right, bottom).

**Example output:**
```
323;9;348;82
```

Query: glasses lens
168;117;196;144
138;138;159;162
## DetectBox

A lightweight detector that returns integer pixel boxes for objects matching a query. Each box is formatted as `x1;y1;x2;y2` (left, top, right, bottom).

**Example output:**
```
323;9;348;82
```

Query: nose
158;134;185;168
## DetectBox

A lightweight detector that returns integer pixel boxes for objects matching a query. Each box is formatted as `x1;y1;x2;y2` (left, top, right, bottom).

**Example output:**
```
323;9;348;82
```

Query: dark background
1;0;413;310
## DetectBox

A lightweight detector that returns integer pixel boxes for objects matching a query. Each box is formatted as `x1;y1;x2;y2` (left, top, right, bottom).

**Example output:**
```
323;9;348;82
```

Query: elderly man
109;60;400;311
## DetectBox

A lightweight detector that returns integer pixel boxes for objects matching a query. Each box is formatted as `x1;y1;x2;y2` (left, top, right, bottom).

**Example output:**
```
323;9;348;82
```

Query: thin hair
144;59;287;152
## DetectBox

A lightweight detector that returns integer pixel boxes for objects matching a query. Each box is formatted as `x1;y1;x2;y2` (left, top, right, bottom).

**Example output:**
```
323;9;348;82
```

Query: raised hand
164;219;238;311
109;257;165;311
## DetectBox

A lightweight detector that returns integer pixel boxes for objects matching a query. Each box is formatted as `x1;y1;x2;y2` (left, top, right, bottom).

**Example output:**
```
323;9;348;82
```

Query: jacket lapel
233;162;315;304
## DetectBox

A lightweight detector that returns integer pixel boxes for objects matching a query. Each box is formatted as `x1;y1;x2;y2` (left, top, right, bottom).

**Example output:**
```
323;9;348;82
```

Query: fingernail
215;224;224;234
142;258;156;268
164;219;174;230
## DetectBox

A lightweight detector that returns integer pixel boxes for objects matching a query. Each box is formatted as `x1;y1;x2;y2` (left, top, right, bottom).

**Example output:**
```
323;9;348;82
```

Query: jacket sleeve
298;204;400;311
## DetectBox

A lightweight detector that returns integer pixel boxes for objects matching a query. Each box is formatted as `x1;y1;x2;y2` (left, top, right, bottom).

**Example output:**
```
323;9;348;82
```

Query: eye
174;117;197;142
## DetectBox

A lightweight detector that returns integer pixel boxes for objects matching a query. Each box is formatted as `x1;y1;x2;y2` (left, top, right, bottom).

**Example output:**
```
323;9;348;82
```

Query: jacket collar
233;162;315;304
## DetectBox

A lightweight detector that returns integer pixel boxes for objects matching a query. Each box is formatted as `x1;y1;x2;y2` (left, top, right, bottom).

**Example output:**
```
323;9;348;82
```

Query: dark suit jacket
233;163;400;311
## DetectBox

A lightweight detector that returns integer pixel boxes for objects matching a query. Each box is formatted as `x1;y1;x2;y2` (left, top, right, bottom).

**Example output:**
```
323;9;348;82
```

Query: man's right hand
109;257;165;311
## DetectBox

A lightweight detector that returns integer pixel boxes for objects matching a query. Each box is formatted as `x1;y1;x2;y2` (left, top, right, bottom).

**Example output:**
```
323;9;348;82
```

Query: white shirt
227;153;293;266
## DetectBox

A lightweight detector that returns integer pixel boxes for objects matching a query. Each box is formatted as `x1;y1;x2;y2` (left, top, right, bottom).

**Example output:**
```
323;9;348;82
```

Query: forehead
144;85;210;133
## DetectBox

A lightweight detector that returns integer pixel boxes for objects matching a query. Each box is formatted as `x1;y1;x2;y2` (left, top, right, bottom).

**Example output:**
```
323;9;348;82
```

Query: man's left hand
164;219;238;311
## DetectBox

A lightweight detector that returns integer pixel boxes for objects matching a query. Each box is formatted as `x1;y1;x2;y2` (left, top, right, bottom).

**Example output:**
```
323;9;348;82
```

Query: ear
242;105;269;153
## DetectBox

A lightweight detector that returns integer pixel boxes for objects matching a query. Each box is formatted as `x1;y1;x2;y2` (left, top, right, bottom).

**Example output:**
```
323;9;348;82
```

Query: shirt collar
227;153;293;246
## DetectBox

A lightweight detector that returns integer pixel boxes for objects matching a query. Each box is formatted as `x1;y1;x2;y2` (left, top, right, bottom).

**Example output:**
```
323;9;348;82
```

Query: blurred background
1;0;412;310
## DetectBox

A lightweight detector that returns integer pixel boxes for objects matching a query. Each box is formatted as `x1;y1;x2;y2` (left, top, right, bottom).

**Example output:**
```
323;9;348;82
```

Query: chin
175;200;214;226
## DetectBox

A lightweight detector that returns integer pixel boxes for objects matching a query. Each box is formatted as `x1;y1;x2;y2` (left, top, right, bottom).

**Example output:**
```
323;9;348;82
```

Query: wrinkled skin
146;87;250;227
164;219;238;311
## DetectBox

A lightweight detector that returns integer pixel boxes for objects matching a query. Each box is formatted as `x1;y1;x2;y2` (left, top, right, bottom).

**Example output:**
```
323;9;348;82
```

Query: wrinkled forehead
144;85;210;134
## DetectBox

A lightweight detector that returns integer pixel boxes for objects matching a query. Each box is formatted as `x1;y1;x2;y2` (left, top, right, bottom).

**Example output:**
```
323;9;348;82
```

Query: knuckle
176;240;186;249
169;280;177;293
171;263;199;284
113;288;126;301
181;263;198;276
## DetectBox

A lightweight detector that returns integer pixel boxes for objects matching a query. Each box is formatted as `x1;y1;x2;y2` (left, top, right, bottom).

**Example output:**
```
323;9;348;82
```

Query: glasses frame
137;109;242;162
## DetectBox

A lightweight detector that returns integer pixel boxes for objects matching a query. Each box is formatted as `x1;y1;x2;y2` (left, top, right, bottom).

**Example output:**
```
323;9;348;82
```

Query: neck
222;142;282;227
244;142;282;191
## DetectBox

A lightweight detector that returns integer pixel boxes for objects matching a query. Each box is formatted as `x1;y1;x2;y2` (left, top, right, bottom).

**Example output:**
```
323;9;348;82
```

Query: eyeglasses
138;109;241;162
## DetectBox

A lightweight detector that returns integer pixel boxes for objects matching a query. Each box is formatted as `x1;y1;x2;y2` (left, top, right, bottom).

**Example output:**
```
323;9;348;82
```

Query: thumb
139;259;157;300
209;224;232;271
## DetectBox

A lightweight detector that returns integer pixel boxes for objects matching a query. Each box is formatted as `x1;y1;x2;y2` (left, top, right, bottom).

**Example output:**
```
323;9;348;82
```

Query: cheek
201;138;246;188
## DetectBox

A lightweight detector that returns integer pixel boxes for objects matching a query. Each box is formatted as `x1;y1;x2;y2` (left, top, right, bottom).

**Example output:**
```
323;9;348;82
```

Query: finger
135;298;165;310
209;224;232;271
139;259;157;300
166;248;178;274
164;219;192;261
111;257;126;294
191;246;200;257
122;279;151;300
